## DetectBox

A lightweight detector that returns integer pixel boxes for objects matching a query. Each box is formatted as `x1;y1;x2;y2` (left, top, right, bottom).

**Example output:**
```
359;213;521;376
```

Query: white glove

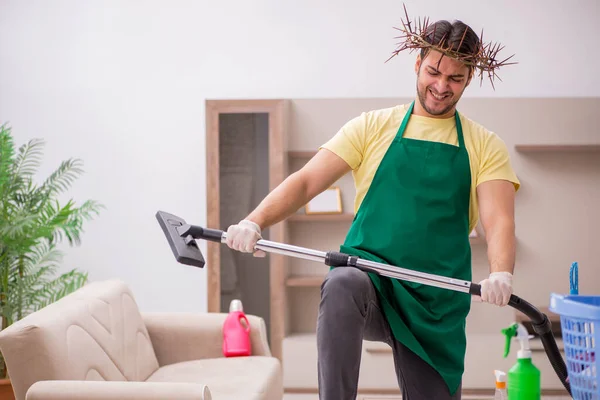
479;271;513;306
225;220;266;257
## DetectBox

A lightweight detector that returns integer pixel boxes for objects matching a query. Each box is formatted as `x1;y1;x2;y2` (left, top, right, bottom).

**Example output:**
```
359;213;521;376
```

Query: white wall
1;0;598;314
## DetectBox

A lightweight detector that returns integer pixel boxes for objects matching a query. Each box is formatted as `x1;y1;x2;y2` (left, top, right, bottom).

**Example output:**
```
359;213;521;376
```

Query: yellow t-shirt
320;103;520;232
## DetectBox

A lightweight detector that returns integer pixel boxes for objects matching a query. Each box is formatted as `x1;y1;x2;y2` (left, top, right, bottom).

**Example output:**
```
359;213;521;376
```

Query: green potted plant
0;123;103;397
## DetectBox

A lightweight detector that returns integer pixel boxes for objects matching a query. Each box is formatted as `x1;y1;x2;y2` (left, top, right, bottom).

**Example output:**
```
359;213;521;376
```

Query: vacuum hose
470;284;571;395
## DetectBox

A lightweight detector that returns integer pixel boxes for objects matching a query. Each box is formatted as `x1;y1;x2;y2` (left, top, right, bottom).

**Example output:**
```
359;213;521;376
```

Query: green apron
339;101;472;395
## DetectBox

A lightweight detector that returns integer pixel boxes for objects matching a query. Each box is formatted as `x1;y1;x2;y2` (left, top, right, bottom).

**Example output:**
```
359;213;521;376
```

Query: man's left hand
479;272;513;306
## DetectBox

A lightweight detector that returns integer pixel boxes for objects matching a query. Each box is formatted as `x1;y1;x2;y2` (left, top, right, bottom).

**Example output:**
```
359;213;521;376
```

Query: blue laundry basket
550;293;600;399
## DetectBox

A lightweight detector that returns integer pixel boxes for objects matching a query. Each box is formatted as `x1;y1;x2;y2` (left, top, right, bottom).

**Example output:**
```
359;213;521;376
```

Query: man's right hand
225;220;266;257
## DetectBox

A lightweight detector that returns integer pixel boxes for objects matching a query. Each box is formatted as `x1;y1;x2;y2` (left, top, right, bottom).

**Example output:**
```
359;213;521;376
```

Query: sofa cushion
146;356;282;400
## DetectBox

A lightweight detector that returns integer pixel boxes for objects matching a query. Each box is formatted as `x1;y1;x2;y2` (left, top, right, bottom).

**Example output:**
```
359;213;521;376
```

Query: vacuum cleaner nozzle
155;210;206;268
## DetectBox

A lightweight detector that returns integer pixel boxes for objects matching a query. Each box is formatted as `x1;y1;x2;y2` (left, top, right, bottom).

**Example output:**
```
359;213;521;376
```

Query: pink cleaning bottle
223;299;251;357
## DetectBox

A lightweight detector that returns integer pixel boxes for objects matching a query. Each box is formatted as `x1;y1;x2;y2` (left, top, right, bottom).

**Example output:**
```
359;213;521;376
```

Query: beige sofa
0;280;282;400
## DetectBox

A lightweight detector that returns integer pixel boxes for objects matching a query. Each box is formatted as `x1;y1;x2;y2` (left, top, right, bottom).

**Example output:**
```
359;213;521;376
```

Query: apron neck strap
400;101;466;149
454;110;465;149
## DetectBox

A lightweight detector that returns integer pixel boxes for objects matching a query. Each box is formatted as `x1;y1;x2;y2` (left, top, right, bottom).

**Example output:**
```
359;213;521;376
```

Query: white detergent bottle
494;370;508;400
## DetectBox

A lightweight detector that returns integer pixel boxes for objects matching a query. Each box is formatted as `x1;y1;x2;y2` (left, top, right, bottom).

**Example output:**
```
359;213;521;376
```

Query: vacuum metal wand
245;234;473;294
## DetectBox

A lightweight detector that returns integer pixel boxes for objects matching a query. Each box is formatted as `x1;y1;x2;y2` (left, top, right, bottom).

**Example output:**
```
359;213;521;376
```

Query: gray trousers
317;266;462;400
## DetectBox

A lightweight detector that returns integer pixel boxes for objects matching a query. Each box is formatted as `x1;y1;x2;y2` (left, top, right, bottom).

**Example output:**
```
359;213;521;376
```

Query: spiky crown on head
386;4;517;89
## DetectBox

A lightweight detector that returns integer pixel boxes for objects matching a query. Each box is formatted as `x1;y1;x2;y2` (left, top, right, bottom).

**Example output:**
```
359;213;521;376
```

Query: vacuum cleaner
155;210;571;396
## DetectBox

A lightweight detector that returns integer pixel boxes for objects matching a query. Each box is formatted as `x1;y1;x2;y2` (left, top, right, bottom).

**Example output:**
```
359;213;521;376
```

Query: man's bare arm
477;179;516;274
246;149;352;230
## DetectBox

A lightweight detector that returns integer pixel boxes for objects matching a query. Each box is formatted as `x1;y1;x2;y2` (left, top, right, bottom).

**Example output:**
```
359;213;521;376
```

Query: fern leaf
26;270;88;314
37;159;84;199
0;123;17;205
21;241;63;278
13;138;44;178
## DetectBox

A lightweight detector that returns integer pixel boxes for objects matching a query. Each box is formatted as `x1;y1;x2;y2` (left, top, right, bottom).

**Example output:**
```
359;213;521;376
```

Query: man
225;16;520;400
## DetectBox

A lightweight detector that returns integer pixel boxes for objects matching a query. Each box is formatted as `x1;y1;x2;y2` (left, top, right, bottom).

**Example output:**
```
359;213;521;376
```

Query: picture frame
305;186;343;215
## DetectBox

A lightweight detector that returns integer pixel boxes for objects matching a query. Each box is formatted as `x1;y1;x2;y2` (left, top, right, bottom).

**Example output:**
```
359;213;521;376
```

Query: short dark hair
419;20;480;67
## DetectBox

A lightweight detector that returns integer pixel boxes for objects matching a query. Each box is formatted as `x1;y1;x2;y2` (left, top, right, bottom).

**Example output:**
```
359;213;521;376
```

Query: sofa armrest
26;381;211;400
141;312;271;366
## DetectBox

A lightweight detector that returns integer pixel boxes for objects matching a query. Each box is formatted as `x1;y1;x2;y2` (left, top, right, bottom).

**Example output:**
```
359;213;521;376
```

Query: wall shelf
299;145;600;155
469;236;485;245
286;275;325;287
288;150;317;158
469;229;486;245
515;144;600;153
296;145;600;154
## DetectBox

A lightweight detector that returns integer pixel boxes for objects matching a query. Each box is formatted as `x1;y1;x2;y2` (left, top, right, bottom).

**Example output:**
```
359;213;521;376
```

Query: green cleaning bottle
501;323;541;400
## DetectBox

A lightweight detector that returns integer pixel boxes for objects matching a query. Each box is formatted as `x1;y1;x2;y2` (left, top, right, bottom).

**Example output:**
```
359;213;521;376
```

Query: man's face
415;50;472;118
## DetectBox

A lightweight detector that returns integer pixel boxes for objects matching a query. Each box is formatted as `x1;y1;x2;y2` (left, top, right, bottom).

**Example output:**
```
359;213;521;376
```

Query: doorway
205;100;287;358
